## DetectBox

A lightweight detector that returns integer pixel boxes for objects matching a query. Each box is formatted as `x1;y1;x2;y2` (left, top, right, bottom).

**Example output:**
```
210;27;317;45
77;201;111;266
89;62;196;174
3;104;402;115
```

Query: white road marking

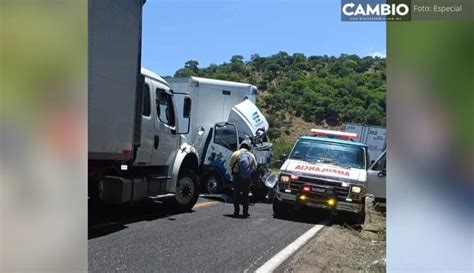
255;221;327;273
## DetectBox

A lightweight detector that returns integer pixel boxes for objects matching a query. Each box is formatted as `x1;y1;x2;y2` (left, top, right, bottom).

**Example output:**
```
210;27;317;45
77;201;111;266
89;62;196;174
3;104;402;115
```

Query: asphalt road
88;197;330;272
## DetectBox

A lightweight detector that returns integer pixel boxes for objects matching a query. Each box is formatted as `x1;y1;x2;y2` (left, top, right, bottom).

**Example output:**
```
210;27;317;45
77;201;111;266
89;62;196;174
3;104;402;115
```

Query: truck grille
283;176;350;200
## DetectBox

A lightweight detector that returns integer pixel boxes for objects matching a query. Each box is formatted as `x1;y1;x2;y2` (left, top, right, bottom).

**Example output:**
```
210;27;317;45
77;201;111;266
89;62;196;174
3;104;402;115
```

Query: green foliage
173;52;386;129
271;140;294;168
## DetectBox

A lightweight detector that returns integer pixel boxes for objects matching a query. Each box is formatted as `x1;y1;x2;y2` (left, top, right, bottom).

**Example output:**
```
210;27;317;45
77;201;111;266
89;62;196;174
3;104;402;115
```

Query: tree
185;60;199;71
230;55;244;64
230;55;245;73
250;53;264;70
365;103;385;125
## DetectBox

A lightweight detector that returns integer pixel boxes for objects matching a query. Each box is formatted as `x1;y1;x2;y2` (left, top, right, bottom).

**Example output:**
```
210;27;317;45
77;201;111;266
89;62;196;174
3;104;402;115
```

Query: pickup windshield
289;139;366;169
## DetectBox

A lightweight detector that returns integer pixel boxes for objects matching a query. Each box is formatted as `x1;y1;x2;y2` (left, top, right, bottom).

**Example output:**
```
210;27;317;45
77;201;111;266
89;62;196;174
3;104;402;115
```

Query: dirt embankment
276;199;386;272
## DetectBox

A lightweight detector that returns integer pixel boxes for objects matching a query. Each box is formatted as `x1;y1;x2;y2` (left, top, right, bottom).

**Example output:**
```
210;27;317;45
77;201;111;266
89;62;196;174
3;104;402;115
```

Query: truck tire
272;198;290;217
203;171;223;194
174;169;200;211
346;198;366;226
251;187;268;202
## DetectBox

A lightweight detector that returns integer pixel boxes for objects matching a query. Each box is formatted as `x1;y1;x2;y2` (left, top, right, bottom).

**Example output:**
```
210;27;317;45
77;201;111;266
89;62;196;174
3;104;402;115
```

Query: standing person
229;141;257;218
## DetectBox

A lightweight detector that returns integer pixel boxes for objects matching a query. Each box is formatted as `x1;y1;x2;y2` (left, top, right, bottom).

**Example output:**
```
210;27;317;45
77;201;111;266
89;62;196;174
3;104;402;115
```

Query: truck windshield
289;139;366;169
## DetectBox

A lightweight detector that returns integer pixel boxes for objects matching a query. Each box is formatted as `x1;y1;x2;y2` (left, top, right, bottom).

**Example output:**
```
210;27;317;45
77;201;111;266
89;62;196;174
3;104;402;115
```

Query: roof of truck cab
298;136;368;148
168;76;257;92
141;67;170;87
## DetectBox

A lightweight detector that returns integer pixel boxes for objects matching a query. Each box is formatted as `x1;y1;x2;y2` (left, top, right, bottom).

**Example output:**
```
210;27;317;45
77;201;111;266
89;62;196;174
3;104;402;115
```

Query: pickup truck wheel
273;198;290;217
346;198;366;226
174;169;200;211
203;172;223;194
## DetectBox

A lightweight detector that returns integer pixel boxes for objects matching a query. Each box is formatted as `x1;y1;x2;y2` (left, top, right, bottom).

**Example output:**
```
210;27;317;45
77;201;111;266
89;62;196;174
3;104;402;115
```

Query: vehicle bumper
276;191;297;202
335;201;364;213
276;192;363;213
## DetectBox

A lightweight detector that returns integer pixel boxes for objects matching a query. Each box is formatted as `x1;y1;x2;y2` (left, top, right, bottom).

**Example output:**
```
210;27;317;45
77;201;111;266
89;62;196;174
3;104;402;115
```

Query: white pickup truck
272;129;369;225
367;150;386;205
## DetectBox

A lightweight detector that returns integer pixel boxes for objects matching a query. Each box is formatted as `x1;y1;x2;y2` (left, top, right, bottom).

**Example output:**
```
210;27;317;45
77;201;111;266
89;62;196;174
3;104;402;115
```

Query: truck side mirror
280;154;287;162
183;96;192;118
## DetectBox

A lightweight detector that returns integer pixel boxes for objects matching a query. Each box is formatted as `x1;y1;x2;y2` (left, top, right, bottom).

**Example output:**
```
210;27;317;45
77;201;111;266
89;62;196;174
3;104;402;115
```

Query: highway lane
88;197;331;272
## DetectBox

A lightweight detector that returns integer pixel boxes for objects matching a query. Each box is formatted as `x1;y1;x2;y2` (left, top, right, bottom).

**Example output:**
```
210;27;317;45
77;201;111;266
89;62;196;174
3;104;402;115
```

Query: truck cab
89;68;200;211
273;129;369;225
167;77;272;199
201;100;273;198
135;68;180;167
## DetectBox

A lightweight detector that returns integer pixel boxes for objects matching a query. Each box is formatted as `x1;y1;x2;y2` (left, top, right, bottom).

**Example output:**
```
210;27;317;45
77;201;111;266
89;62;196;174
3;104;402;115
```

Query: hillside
171;52;386;161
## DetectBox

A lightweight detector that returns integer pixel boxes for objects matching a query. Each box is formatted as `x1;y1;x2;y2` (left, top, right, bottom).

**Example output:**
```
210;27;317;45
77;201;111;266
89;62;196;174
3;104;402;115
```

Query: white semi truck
168;77;273;199
88;0;200;210
344;123;386;162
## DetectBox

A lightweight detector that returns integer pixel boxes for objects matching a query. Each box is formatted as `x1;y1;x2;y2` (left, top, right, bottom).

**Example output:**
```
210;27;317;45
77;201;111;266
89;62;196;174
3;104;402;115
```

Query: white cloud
368;50;386;58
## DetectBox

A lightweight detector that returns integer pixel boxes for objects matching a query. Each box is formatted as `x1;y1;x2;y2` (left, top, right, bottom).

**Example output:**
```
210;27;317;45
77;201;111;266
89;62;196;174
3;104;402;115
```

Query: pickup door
367;150;386;200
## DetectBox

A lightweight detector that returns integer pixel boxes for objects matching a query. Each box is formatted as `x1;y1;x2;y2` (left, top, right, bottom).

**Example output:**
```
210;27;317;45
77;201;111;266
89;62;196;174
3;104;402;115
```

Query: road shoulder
275;199;386;272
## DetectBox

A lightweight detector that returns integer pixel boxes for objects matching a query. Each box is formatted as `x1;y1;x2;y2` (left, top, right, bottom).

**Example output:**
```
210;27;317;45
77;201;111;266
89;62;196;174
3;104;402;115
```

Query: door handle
154;135;159;149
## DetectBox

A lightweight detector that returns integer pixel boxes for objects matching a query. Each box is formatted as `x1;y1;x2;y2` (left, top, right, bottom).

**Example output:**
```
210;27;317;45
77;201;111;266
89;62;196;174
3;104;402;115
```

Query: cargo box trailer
344;123;386;162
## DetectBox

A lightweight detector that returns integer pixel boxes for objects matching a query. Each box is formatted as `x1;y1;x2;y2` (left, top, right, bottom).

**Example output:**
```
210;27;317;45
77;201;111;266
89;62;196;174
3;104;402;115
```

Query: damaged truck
168;77;273;199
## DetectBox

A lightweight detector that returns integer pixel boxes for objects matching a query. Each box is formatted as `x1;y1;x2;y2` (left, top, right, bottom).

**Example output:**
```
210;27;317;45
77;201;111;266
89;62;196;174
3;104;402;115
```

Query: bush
271;140;294;168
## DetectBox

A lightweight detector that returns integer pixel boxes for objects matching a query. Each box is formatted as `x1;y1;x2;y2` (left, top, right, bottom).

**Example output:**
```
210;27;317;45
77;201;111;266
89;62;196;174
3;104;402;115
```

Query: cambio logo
343;2;409;16
341;0;411;21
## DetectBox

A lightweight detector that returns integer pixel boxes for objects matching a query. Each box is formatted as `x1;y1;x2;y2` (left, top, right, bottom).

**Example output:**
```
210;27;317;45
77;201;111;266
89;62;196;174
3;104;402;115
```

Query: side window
214;124;237;151
237;129;246;144
156;89;175;126
142;84;151;117
372;153;386;171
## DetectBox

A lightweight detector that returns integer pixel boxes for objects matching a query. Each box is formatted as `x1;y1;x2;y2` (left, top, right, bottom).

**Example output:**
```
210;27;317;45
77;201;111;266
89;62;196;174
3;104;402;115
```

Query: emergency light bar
310;129;358;140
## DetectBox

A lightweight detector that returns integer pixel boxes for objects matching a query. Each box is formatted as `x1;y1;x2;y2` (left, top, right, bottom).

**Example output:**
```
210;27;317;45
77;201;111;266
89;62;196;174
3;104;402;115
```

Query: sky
142;0;386;77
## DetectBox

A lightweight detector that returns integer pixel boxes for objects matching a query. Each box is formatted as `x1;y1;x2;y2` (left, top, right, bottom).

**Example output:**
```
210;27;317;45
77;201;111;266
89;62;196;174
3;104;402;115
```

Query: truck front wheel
273;198;291;218
346;198;366;226
203;172;223;194
174;169;200;211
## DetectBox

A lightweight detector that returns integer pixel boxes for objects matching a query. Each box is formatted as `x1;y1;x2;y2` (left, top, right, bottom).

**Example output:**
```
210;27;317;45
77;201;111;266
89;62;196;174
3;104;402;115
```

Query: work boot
243;212;250;218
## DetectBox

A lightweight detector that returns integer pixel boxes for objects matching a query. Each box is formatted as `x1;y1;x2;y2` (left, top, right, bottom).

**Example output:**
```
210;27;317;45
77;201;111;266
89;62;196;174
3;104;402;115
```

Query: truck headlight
351;186;361;193
280;175;290;184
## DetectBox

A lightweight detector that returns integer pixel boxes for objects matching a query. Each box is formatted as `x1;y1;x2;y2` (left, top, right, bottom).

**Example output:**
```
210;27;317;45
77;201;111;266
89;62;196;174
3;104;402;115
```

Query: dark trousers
233;176;250;214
